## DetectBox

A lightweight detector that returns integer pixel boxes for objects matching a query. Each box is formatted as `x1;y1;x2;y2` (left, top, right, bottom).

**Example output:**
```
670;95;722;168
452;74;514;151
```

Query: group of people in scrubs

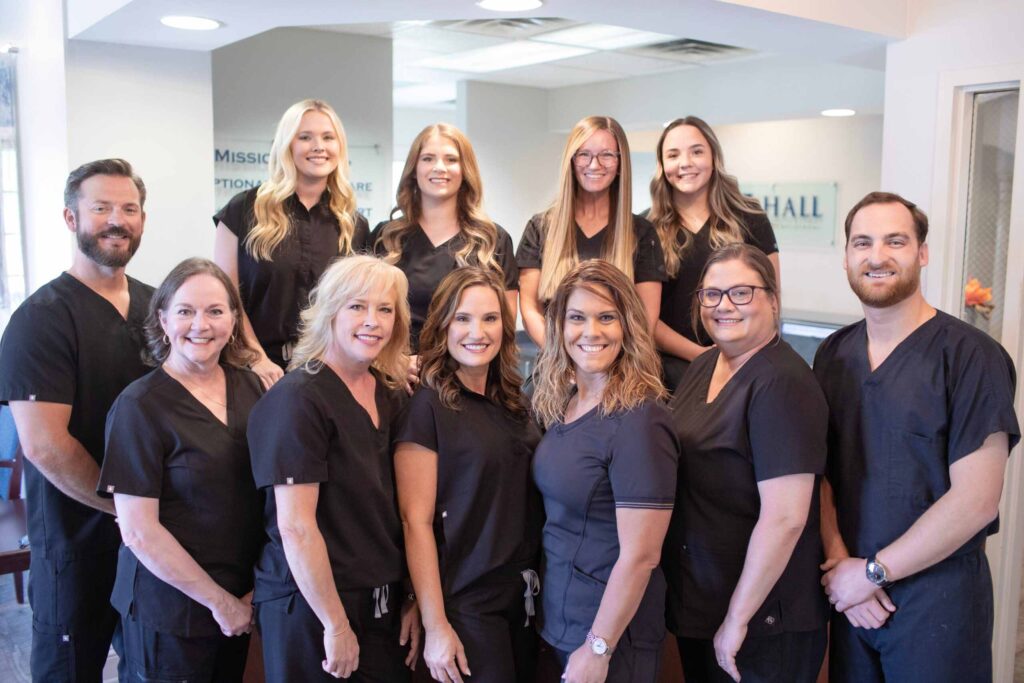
0;95;1017;683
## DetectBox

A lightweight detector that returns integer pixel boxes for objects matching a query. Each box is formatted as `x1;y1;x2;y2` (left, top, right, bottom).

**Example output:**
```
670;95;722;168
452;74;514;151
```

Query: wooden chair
0;405;30;604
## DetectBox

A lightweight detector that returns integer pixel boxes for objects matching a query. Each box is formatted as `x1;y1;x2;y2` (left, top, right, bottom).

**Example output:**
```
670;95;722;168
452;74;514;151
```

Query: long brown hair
376;123;501;271
537;116;636;301
648;116;764;277
418;267;527;417
532;260;664;428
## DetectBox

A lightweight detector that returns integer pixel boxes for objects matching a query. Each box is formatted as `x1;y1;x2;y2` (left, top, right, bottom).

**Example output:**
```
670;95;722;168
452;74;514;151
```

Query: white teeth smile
579;344;606;352
355;334;380;342
462;343;488;351
866;271;894;278
187;337;212;344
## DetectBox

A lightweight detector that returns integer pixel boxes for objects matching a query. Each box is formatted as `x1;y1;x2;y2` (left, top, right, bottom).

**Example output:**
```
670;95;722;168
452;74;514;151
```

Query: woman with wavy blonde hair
373;123;518;357
248;255;420;682
648;116;779;390
531;260;679;683
214;99;369;389
395;267;542;682
517;116;665;349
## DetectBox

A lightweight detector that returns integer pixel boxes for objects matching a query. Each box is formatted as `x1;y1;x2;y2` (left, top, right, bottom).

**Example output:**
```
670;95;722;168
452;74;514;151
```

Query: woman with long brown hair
517;116;665;348
395;267;541;683
532;260;678;683
648;116;779;390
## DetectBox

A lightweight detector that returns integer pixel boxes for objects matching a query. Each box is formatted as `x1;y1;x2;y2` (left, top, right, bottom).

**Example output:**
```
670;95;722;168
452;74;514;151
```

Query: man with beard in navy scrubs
815;192;1019;682
0;159;153;682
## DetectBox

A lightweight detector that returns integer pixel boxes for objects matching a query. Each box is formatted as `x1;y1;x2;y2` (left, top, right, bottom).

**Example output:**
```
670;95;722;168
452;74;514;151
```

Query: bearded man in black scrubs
815;192;1019;682
0;159;153;682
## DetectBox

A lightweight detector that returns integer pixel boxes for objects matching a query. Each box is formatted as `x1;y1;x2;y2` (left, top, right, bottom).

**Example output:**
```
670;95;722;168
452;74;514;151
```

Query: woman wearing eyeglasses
516;116;665;348
664;244;828;683
648;116;779;391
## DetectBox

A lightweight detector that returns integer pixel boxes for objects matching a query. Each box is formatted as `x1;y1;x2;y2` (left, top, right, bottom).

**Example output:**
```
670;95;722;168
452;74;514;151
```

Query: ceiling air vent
628;38;755;64
433;17;575;39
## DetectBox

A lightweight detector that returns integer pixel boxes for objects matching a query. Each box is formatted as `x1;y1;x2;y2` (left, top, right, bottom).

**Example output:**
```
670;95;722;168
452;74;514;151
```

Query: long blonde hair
537;116;636;302
532;260;664;429
376;124;501;271
648;116;764;277
245;99;359;261
289;255;410;390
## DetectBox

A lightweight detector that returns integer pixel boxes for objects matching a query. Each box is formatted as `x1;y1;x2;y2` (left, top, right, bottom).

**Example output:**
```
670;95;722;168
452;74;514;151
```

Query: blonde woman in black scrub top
648;116;779;390
214;99;370;388
517;116;666;348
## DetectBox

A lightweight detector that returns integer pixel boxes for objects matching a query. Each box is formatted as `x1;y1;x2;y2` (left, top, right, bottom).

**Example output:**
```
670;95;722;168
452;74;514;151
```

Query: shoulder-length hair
418;267;527;417
537;116;636;302
376;123;501;272
692;243;781;337
288;255;410;389
648;116;764;277
532;259;664;428
145;258;258;368
245;99;359;261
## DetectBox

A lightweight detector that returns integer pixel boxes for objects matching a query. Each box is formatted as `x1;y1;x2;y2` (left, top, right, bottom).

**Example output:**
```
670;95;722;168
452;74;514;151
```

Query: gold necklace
165;366;227;408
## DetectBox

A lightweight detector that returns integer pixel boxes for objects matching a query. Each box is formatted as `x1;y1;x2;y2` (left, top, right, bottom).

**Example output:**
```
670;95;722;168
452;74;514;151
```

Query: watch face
866;561;886;585
591;637;608;655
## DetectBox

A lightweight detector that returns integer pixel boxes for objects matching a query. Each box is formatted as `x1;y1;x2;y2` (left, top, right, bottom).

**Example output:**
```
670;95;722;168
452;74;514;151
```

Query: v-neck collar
320;364;387;432
860;311;942;380
697;340;771;405
159;365;235;431
61;271;143;323
416;223;460;251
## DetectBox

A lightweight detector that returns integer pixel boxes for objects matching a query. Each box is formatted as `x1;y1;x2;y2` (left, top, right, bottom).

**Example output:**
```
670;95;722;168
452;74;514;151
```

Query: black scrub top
813;311;1020;560
532;400;679;651
515;212;667;287
659;213;777;345
248;366;406;602
666;339;828;639
98;365;264;637
397;384;543;598
370;222;518;352
214;186;371;365
0;272;153;560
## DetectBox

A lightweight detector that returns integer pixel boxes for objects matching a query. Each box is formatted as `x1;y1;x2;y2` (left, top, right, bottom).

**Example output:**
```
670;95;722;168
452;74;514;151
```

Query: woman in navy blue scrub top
98;258;263;682
648;117;779;391
531;260;679;683
517;116;666;348
247;255;421;682
395;267;542;683
214;99;370;388
373;124;518;358
665;244;827;683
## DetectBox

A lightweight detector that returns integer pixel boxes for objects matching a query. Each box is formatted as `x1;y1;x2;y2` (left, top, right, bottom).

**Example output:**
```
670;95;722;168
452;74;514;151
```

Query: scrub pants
445;571;538;683
119;614;249;682
677;627;826;683
28;551;123;683
829;549;993;683
257;584;410;683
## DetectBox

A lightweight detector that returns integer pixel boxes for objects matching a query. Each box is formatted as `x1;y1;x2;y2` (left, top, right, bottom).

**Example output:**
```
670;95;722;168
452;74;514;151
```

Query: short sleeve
748;365;827;481
248;377;331;487
395;387;440;452
99;392;166;499
516;214;545;270
494;226;519;290
0;301;77;405
632;215;667;283
947;336;1021;465
744;213;779;256
213;187;257;238
609;403;679;509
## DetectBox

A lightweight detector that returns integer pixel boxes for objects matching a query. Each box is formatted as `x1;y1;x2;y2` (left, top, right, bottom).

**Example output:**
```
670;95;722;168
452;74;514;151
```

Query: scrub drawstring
373;584;390;619
521;569;540;626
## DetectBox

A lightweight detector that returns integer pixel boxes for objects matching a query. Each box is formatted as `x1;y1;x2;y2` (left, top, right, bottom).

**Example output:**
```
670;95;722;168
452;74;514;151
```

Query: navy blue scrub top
370;222;519;353
397;384;542;597
813;311;1020;559
98;365;264;637
248;366;406;602
532;400;678;651
666;339;828;638
0;273;153;560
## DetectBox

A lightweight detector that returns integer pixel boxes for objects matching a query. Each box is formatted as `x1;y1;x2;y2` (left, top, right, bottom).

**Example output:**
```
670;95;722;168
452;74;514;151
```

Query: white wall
212;28;393;226
65;40;215;286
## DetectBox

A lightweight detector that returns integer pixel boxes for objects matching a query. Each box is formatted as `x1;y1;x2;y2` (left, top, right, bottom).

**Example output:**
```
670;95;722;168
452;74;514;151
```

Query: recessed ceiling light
476;0;544;11
821;108;856;117
160;15;222;31
535;24;675;50
419;41;592;73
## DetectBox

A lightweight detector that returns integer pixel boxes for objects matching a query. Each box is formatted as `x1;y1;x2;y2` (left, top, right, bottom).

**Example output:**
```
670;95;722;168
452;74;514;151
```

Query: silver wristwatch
586;629;612;656
865;556;891;587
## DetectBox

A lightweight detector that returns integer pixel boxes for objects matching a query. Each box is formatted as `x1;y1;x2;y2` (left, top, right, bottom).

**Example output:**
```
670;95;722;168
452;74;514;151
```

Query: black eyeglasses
696;285;770;307
573;150;620;167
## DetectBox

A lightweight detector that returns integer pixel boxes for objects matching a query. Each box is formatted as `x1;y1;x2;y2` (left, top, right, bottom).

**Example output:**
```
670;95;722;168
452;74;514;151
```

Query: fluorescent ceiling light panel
394;83;458;107
418;41;593;73
477;0;544;11
535;24;676;50
160;15;221;31
821;108;856;117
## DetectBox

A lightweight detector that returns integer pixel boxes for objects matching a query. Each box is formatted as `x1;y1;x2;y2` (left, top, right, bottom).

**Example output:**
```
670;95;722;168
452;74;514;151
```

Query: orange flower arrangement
964;277;995;319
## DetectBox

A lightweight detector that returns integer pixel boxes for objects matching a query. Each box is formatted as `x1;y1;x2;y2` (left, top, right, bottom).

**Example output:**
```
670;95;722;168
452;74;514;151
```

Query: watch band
585;629;612;656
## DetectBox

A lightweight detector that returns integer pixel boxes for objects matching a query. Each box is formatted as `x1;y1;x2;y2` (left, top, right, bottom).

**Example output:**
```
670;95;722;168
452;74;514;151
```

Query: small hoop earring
229;332;237;344
162;334;169;345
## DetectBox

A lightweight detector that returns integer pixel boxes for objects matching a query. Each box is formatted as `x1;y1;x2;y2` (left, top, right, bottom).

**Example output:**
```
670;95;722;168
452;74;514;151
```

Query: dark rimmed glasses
573;150;620;167
696;285;770;307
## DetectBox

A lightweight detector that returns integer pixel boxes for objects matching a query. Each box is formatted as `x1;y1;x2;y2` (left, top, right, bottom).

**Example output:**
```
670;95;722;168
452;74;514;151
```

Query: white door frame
928;62;1024;683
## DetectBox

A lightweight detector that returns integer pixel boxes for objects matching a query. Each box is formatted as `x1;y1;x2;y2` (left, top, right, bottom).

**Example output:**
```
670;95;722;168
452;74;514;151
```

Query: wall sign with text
740;182;837;248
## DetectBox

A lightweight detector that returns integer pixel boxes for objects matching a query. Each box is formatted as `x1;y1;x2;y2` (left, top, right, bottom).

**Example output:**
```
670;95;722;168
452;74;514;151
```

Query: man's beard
847;263;921;308
76;225;140;268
